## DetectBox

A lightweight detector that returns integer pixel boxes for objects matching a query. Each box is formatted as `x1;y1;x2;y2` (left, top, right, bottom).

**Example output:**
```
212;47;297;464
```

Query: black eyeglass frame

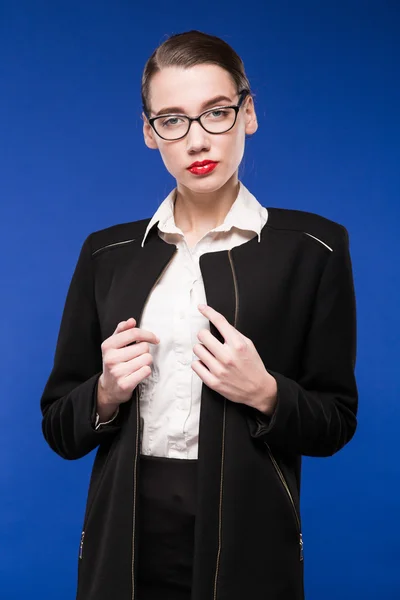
145;90;250;141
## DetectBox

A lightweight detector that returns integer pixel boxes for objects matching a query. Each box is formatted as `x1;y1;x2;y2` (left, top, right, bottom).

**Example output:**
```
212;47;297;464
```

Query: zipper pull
299;533;304;561
79;531;85;559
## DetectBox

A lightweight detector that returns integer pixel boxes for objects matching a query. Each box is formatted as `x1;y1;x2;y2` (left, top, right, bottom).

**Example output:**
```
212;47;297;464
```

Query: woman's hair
141;30;252;115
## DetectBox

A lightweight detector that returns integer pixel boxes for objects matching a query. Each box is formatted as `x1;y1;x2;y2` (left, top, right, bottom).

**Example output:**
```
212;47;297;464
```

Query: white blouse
97;182;268;459
139;183;268;459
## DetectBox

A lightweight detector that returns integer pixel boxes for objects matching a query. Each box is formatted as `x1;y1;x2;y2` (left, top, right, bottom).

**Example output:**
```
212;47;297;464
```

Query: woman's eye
162;117;183;127
205;109;228;120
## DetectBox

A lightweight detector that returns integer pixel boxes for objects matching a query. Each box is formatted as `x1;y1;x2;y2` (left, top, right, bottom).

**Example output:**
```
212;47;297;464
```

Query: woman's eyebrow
154;95;233;116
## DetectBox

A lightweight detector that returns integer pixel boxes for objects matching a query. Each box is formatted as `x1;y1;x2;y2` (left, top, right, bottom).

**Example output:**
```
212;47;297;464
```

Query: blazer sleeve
248;225;358;457
40;234;122;460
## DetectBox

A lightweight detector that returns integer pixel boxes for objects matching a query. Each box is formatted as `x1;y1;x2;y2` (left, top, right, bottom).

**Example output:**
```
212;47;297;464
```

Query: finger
113;341;152;363
198;304;236;344
193;342;221;374
112;350;153;377
113;327;159;350
196;328;226;362
121;364;152;389
113;318;136;335
191;359;218;390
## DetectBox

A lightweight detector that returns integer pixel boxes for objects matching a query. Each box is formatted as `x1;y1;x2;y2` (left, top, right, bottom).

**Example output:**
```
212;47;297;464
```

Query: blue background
1;1;399;598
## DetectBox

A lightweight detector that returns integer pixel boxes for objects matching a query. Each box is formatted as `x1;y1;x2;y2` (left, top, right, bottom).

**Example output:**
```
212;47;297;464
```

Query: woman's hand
192;304;278;415
97;318;159;419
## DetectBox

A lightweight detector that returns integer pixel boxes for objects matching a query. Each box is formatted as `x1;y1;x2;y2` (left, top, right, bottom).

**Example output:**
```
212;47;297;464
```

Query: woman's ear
142;113;159;149
244;96;258;136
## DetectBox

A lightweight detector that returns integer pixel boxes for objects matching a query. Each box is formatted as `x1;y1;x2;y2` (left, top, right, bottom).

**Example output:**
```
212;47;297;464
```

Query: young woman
40;30;358;600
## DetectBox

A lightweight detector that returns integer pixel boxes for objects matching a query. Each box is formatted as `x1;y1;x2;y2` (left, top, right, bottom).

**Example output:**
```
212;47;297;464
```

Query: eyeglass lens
153;107;237;140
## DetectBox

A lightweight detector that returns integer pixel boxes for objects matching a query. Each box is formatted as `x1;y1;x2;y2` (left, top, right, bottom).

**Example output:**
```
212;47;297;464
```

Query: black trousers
136;454;198;600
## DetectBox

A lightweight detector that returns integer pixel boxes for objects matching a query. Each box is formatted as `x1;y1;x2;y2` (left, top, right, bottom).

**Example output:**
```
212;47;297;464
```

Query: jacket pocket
264;442;304;561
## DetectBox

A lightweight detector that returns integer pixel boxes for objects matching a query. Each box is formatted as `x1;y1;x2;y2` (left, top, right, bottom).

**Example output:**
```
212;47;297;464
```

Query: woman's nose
186;120;210;153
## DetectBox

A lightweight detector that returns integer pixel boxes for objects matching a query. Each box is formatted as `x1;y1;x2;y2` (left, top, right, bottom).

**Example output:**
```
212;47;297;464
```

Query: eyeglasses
146;90;249;141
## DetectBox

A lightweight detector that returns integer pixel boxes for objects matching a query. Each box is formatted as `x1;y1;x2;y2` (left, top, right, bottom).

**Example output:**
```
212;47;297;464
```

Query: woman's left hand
191;304;278;415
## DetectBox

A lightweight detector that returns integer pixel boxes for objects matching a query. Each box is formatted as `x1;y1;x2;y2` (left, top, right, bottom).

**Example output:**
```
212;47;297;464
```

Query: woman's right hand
96;318;159;419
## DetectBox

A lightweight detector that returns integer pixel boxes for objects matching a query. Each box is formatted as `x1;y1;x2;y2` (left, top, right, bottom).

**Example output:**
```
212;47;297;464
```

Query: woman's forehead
148;65;236;114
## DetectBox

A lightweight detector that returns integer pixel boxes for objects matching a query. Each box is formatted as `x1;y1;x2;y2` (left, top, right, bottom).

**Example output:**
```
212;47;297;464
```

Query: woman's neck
173;175;240;238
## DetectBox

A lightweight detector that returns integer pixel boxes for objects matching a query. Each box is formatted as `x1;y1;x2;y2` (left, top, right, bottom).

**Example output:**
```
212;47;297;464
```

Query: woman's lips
187;161;218;175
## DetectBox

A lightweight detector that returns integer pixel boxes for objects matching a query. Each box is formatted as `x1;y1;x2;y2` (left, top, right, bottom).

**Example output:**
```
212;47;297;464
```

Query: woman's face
143;64;257;194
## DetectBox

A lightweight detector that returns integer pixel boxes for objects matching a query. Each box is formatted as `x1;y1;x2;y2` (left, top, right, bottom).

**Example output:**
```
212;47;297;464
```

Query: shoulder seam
265;210;346;252
303;232;333;252
91;238;136;258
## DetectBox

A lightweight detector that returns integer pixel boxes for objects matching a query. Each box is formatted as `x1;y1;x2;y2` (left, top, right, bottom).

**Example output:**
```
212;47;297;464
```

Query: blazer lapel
102;226;177;337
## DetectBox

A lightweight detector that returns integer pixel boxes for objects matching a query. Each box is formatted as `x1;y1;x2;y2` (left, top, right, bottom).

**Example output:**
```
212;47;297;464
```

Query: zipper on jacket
212;251;238;599
228;251;239;327
213;401;227;600
79;531;85;559
264;443;303;561
130;387;140;600
78;431;118;560
131;248;178;600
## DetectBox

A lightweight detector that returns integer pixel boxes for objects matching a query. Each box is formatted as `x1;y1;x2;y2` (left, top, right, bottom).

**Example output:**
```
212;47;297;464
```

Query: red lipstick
187;160;218;175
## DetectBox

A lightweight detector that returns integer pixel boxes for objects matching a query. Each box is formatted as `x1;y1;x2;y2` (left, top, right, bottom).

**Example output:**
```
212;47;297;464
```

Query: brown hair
141;30;252;115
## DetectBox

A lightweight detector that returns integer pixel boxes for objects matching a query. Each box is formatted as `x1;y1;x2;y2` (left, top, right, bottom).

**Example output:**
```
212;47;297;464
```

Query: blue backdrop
1;1;399;598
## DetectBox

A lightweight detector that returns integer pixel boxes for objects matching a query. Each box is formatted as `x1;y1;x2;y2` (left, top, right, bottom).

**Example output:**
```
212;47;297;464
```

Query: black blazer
40;206;358;600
